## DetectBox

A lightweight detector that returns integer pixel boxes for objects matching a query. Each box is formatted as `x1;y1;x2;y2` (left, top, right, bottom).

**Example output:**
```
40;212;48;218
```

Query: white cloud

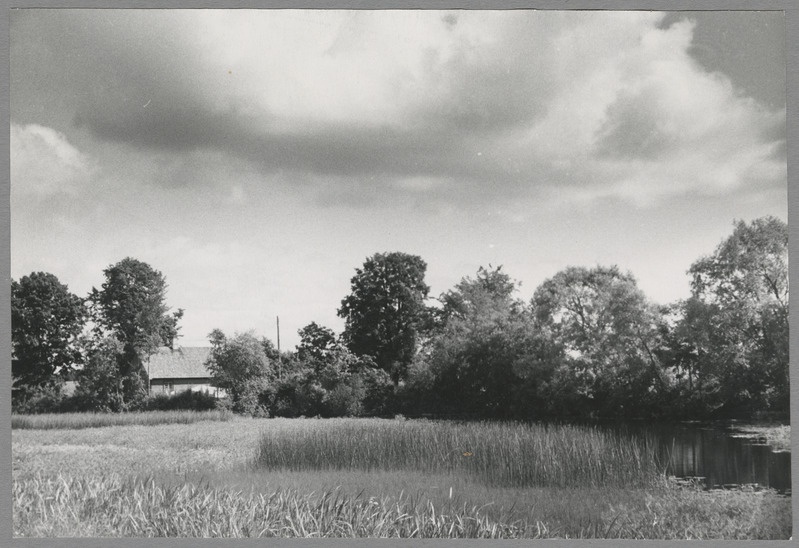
512;16;785;206
10;123;93;197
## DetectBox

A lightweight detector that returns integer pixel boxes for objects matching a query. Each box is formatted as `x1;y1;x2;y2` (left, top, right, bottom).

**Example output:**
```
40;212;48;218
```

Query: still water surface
612;423;791;493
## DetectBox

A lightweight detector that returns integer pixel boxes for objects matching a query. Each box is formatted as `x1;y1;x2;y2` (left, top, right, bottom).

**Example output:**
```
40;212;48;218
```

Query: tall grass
254;419;663;488
14;473;790;539
11;410;232;430
13;474;539;538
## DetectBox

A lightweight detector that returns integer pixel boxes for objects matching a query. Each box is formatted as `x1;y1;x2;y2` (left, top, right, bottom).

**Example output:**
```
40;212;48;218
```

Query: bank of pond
12;411;790;493
12;415;791;538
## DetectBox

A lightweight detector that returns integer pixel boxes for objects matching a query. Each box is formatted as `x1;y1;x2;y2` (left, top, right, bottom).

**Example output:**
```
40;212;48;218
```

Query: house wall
150;378;226;398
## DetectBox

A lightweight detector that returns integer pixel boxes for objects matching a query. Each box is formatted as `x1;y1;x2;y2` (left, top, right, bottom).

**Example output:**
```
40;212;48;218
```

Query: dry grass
11;415;792;539
12;410;232;430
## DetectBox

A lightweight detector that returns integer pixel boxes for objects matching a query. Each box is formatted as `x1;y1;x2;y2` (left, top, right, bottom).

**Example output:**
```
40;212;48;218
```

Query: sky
10;10;787;350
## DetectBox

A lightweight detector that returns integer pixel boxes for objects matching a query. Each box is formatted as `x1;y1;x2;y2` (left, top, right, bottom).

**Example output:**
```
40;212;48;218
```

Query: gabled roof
147;347;211;379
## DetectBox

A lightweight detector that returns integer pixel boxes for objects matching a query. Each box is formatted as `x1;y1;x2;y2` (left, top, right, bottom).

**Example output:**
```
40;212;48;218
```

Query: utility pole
276;315;281;353
276;315;282;378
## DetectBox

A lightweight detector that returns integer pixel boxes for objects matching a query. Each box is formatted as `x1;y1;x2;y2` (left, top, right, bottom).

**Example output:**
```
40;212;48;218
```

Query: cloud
11;10;786;210
10;123;93;197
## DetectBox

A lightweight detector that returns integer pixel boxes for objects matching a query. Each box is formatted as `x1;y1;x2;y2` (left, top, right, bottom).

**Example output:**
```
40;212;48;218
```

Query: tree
424;266;538;417
531;266;667;418
682;217;789;416
205;330;273;415
11;272;86;404
338;252;430;386
90;258;183;407
296;322;339;366
271;323;392;418
73;336;126;412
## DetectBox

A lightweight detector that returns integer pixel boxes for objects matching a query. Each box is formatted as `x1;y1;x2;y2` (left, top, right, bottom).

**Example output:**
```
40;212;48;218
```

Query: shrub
138;389;218;412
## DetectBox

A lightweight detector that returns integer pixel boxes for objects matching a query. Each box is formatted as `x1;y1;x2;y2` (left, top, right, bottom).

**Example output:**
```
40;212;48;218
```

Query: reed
13;473;790;539
11;409;232;430
254;418;663;488
13;473;541;538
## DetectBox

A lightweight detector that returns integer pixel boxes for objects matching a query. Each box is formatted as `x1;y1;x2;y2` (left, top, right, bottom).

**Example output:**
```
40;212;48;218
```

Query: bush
11;384;68;414
138;389;218;412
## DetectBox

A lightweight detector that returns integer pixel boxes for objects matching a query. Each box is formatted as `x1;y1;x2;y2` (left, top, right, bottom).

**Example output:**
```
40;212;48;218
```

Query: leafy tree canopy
338;252;430;385
690;216;788;309
531;265;666;417
296;322;340;365
427;266;538;417
679;217;789;416
88;257;183;406
206;330;273;414
11;272;86;401
91;257;184;357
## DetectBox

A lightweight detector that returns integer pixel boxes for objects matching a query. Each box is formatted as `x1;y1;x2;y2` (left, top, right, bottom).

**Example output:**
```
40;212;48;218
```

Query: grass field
11;409;232;430
12;415;792;539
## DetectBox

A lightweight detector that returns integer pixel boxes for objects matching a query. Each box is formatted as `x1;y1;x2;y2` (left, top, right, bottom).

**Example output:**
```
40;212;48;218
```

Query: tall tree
90;258;183;406
531;266;667;417
338;252;430;385
683;216;789;416
11;272;86;403
427;266;546;418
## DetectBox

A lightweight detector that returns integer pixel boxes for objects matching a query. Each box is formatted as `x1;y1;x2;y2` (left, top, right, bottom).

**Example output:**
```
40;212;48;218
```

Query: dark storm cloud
11;10;787;209
11;10;547;187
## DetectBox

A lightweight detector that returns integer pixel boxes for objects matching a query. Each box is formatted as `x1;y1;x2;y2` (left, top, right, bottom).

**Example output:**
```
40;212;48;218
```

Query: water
617;422;791;493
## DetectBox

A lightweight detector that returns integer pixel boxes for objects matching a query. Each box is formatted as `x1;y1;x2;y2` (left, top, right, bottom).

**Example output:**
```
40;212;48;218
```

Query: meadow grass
11;409;232;430
11;416;792;539
254;418;663;488
13;472;790;539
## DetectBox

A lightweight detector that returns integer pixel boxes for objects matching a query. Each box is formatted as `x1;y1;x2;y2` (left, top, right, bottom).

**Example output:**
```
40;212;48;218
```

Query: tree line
11;217;788;420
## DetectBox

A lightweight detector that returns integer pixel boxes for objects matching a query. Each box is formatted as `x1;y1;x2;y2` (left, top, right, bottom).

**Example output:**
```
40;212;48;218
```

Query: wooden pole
276;315;282;378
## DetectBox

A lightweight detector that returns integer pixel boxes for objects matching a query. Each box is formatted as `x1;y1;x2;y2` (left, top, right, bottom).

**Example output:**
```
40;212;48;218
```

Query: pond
616;422;791;493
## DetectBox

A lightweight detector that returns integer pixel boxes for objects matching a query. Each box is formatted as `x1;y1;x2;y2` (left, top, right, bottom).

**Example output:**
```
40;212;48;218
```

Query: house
146;346;224;397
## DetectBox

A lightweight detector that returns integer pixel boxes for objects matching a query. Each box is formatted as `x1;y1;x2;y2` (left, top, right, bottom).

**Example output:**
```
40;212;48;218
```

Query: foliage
89;258;184;408
138;388;218;412
423;266;550;418
205;330;273;415
73;336;128;412
11;383;72;415
339;252;431;385
670;217;789;417
11;272;86;405
531;266;668;418
270;343;393;418
296;322;339;365
9;217;788;422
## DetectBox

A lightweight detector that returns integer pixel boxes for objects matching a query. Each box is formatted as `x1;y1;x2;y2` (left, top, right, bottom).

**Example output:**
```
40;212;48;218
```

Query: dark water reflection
607;423;791;493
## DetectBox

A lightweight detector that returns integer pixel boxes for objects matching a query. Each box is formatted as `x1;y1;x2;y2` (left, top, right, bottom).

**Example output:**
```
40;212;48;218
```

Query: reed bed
254;419;663;488
11;409;232;430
